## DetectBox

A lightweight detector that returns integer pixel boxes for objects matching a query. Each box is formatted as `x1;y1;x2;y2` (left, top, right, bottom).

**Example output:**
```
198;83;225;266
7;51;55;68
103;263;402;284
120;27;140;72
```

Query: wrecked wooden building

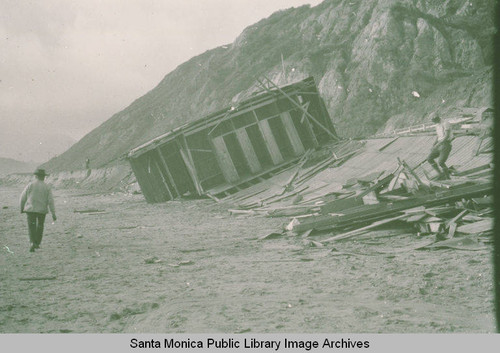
127;77;337;203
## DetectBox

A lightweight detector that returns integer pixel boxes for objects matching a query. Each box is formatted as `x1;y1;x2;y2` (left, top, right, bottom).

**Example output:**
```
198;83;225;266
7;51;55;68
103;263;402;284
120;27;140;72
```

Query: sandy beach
0;186;495;333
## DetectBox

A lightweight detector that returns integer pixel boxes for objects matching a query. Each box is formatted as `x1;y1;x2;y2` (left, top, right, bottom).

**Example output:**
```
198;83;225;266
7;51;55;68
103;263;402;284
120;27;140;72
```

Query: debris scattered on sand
167;260;194;267
213;115;493;254
258;232;283;240
19;276;57;281
144;256;162;264
74;208;106;213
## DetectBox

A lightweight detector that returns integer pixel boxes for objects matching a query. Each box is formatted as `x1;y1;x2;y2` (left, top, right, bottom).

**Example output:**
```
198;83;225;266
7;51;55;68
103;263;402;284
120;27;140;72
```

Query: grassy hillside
43;0;495;171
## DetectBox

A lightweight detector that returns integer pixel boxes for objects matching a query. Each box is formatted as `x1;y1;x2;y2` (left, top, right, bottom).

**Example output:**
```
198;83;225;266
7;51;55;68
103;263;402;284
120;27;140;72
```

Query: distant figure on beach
85;158;91;177
427;115;452;180
20;168;57;252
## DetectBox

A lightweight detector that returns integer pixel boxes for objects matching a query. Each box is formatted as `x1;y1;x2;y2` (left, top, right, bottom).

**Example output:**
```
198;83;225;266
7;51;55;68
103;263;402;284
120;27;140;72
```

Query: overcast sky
0;0;323;143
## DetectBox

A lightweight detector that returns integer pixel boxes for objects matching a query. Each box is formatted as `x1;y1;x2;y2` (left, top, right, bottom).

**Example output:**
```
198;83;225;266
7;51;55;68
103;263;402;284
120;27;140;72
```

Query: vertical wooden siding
281;111;305;155
235;128;262;173
257;118;284;165
211;135;240;182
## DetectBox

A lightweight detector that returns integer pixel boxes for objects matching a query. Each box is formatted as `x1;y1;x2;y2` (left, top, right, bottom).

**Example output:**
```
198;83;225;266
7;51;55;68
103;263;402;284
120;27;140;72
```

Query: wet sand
0;186;495;333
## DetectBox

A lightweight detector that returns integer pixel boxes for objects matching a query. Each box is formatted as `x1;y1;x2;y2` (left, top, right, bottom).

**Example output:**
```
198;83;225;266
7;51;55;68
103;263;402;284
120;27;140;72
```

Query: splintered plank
456;218;493;234
228;209;256;215
282;149;312;190
356;172;395;199
19;277;57;281
320;197;364;214
292;181;492;233
445;210;468;228
378;137;399;151
206;193;221;203
471;196;493;206
398;158;429;190
265;206;319;218
74;209;105;213
405;213;427;223
454;163;492;176
322;214;409;243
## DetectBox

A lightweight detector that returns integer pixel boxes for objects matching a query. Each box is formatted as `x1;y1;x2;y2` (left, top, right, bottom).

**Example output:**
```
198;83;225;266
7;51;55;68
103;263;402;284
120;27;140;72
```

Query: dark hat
431;115;441;123
34;168;49;177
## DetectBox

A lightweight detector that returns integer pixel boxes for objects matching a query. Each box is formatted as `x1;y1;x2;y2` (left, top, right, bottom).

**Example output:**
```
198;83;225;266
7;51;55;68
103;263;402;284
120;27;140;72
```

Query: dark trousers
427;141;452;177
26;212;46;246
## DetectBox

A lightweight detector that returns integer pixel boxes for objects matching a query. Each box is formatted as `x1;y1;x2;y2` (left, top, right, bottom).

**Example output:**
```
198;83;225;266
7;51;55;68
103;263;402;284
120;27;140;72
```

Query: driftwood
19;276;57;281
73;209;105;213
206;193;221;203
322;214;408;243
228;209;256;215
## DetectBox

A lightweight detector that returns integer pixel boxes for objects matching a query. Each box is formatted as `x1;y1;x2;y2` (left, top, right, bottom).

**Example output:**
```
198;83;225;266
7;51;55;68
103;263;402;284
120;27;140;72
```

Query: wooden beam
303;113;319;147
321;214;408;243
295;101;319;147
356;172;396;200
299;101;310;123
178;135;204;195
259;76;338;141
456;218;493;234
152;158;174;200
454;163;492;176
128;157;155;203
398;158;429;191
281;111;305;156
179;149;203;195
156;148;180;198
293;181;492;233
188;148;213;153
445;209;468;229
207;110;231;136
144;155;166;203
206;193;221;203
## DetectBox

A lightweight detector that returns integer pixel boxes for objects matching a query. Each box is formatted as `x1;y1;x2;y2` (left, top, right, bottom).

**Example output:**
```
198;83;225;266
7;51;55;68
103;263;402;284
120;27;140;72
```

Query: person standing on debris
427;115;452;179
20;168;57;252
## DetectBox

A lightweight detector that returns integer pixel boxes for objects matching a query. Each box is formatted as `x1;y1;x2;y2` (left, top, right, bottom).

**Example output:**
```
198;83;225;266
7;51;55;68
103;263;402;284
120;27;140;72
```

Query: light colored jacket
20;180;56;215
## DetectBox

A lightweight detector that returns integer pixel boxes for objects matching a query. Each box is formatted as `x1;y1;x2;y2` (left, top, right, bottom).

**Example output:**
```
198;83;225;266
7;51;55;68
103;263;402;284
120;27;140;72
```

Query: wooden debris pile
286;161;493;246
216;124;493;250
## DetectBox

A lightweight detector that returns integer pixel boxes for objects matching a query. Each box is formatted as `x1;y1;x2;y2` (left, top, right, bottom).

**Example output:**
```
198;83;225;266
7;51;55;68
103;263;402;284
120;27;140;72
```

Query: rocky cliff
42;0;495;172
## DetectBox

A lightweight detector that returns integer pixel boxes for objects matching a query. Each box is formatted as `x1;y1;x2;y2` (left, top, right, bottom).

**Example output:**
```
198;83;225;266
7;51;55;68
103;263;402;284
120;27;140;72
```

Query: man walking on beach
20;168;57;252
427;115;453;180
